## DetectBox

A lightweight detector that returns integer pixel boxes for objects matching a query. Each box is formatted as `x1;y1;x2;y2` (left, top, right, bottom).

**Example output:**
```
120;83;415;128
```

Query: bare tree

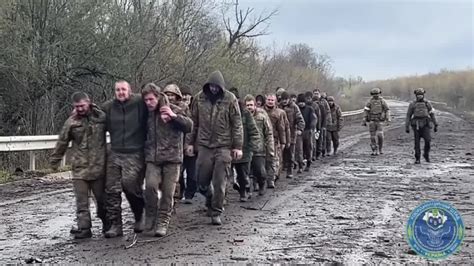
222;0;277;51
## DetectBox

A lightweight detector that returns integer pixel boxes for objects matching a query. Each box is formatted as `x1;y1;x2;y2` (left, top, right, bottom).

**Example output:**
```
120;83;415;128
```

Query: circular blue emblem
406;200;465;260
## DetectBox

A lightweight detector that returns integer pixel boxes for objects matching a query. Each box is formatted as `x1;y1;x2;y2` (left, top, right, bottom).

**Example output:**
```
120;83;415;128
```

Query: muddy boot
253;179;259;192
304;161;311;172
104;224;123;238
423;153;430;163
267;180;275;189
73;229;92;239
232;182;240;192
379;148;383;155
258;182;266;196
333;148;338;156
154;224;168;237
239;189;248;202
134;213;145;233
70;226;80;234
211;215;222;225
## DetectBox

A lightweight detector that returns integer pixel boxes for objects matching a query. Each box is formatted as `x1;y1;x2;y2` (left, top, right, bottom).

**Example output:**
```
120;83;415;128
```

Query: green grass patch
0;170;13;184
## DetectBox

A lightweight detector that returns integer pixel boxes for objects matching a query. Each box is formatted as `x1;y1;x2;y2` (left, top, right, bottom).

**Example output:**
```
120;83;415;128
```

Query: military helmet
414;87;425;95
163;84;183;100
370;87;382;95
327;96;335;102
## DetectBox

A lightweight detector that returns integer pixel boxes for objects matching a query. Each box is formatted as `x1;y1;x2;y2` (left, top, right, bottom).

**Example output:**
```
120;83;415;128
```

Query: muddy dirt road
0;100;472;263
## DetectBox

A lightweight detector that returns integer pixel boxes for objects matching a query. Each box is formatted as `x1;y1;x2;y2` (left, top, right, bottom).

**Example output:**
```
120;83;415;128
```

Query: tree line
0;0;341;138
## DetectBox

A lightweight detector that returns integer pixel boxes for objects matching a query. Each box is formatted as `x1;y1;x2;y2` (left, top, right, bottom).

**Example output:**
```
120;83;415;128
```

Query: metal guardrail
0;110;364;170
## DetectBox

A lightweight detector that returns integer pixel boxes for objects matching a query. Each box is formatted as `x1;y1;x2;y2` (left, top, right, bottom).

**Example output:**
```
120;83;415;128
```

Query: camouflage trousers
144;163;180;231
196;146;232;217
73;179;106;230
296;130;313;165
105;151;145;226
266;142;281;182
326;130;340;154
369;121;384;152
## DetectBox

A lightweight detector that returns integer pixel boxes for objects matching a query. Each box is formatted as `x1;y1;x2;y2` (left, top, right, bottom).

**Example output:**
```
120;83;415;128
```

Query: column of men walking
50;70;437;239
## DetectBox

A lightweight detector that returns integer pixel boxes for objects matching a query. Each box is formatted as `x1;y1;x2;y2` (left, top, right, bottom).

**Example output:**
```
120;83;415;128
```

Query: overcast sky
237;0;473;81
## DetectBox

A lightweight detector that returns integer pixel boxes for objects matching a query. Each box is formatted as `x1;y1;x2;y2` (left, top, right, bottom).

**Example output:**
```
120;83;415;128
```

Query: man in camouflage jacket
187;70;243;225
142;83;193;237
326;96;343;155
50;92;107;239
264;94;287;188
244;95;275;195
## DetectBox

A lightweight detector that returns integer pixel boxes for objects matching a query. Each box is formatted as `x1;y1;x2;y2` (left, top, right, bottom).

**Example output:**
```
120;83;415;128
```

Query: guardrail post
29;151;36;171
61;155;66;168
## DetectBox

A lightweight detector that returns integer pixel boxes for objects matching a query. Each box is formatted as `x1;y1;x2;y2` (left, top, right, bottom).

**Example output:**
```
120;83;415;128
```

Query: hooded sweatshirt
188;71;243;150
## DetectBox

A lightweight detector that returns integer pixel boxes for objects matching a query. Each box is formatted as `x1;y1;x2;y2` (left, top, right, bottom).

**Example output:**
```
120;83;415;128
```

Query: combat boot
154;224;168;237
239;189;248;202
134;213;145;233
423;153;430;163
258;183;266;196
253;179;259;192
267;180;275;189
73;229;92;239
296;166;303;174
104;224;123;238
304;161;311;172
211;215;222;225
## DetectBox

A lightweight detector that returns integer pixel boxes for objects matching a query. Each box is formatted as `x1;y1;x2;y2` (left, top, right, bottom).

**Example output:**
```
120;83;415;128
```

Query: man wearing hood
228;87;260;202
295;93;317;172
187;71;243;225
255;95;265;108
50;92;107;239
278;90;305;179
264;93;287;188
143;83;192;237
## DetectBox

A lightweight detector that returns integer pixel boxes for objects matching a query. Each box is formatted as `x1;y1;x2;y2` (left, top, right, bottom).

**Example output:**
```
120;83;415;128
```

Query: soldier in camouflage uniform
306;92;321;162
264;94;287;188
142;83;193;237
50;92;107;239
326;96;343;155
405;88;438;164
279;91;305;178
313;89;332;159
362;88;391;156
187;71;243;225
228;87;260;202
101;80;148;238
244;95;275;196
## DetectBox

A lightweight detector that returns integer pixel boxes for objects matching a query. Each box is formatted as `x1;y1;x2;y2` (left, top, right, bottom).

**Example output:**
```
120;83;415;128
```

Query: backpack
368;98;386;121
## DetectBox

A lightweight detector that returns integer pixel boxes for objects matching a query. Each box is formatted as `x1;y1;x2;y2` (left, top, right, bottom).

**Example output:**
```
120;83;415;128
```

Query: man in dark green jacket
187;71;243;225
101;80;148;238
229;87;260;202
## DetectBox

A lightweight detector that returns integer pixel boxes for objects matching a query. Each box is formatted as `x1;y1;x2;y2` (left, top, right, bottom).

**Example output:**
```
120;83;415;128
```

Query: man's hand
186;145;194;156
434;125;438;132
160;106;177;118
296;130;302;136
405;127;410;134
232;149;243;160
